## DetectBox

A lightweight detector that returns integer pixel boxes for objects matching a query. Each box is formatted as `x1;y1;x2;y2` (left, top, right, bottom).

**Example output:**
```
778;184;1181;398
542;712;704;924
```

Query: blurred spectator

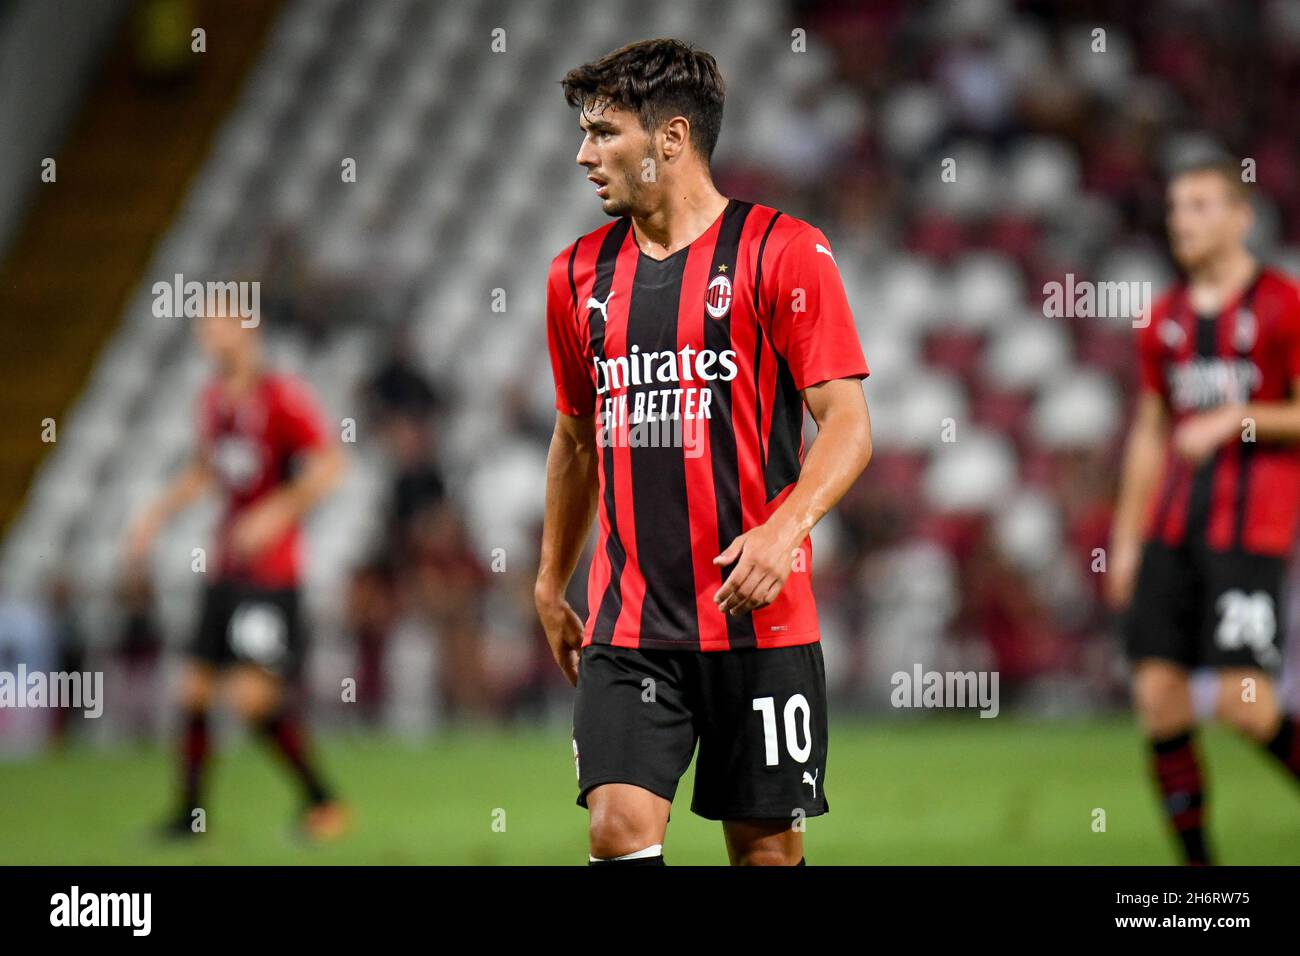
46;575;88;746
113;570;163;745
345;557;399;726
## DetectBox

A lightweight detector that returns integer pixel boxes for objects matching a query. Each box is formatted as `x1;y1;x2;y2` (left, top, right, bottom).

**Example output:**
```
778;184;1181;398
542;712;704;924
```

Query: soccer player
1109;158;1300;865
535;39;873;866
125;305;348;840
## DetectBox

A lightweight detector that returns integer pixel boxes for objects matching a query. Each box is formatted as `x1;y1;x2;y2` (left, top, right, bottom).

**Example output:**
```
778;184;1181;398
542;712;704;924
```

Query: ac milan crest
706;273;733;319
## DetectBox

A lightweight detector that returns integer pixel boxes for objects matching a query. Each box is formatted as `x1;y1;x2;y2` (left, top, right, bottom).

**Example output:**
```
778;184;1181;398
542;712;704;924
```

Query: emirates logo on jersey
706;274;733;319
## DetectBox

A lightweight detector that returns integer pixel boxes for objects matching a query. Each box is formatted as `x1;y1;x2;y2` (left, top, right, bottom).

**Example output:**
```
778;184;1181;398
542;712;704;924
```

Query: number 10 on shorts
752;695;813;765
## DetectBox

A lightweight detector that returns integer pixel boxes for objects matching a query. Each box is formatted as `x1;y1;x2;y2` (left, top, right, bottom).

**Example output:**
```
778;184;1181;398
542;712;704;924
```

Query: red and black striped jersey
545;199;869;652
198;372;328;587
1138;266;1300;557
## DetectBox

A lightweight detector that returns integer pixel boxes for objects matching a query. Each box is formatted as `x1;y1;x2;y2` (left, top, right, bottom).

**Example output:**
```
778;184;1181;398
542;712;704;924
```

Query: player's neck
631;175;728;260
220;358;263;398
1186;246;1257;312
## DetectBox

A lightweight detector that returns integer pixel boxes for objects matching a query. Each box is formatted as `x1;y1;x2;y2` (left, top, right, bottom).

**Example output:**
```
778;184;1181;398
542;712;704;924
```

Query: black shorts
1124;541;1286;672
191;581;305;680
572;642;829;822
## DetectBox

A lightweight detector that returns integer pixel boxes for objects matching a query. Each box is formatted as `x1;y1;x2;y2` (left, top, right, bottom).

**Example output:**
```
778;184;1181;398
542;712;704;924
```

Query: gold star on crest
717;264;728;273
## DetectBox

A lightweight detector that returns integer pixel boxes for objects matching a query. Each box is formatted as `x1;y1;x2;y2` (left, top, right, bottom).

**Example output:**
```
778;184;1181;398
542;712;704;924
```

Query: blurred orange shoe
299;801;352;843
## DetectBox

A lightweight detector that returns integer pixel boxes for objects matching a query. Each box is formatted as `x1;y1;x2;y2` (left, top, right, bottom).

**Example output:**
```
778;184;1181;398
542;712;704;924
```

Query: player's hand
1173;405;1243;464
712;519;803;616
1105;539;1141;611
535;591;583;686
230;496;295;560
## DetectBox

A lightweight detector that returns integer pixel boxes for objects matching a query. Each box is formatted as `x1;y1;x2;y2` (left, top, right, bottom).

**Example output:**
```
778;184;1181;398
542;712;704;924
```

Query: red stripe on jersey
563;235;612;644
1155;292;1195;546
728;214;767;540
1160;463;1191;546
605;232;649;647
679;220;730;650
1207;307;1242;550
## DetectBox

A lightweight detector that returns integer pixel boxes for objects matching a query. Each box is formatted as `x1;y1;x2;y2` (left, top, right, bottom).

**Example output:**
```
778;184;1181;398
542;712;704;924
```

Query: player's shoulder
1257;265;1300;312
1137;280;1186;339
262;371;323;412
549;218;628;271
749;205;837;269
546;218;629;304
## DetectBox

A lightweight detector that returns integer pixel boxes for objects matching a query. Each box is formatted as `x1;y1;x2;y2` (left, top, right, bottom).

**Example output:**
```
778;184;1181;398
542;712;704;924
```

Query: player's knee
1216;695;1276;741
227;670;280;722
731;843;801;866
178;667;216;712
587;803;658;859
1132;666;1192;735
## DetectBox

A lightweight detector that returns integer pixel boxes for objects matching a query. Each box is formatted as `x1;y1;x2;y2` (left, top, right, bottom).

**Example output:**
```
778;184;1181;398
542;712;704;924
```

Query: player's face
575;100;657;217
1166;172;1251;271
195;312;258;372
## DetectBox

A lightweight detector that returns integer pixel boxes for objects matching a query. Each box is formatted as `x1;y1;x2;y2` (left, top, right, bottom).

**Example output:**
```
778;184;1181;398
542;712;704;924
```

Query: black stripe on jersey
1231;274;1264;551
589;218;633;643
704;199;756;646
567;240;579;310
752;212;781;316
750;212;807;502
1152;286;1188;538
627;249;697;642
751;213;779;497
1183;307;1219;544
764;356;803;501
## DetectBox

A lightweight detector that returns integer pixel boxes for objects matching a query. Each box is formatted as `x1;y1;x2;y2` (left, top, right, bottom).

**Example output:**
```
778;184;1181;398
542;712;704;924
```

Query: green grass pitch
1;716;1296;864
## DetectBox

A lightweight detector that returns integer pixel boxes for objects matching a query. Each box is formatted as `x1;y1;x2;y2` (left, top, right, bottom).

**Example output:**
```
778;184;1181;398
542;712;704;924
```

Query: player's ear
660;115;690;161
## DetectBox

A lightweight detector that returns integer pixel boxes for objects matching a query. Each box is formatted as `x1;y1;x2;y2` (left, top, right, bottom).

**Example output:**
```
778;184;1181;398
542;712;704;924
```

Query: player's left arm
1174;383;1300;463
1176;288;1300;462
713;223;872;616
713;378;871;615
231;383;346;558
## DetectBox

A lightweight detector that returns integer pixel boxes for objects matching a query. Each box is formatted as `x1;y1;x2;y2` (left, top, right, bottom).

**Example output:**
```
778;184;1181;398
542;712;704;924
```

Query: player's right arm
125;452;215;563
534;411;598;686
1107;391;1169;610
536;246;599;686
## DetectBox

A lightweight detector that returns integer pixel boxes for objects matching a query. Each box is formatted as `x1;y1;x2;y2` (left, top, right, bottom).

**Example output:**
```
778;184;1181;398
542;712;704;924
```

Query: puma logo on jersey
586;291;614;322
802;768;819;798
814;243;836;264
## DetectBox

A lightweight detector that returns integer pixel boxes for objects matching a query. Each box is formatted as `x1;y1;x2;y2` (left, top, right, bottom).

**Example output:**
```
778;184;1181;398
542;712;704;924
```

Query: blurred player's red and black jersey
1138;267;1300;557
545;200;869;651
198;372;328;587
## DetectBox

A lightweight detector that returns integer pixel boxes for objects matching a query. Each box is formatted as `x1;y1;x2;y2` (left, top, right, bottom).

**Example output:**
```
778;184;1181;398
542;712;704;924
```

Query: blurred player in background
125;306;348;841
1110;159;1300;864
536;39;872;865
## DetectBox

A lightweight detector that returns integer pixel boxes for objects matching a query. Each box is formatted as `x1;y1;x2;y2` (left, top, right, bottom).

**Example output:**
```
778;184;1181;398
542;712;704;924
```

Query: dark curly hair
560;38;726;164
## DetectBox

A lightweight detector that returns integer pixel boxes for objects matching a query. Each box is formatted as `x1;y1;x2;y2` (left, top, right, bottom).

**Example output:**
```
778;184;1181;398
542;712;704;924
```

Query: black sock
257;708;330;805
1151;730;1211;866
180;709;209;818
589;854;665;866
1264;715;1300;780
